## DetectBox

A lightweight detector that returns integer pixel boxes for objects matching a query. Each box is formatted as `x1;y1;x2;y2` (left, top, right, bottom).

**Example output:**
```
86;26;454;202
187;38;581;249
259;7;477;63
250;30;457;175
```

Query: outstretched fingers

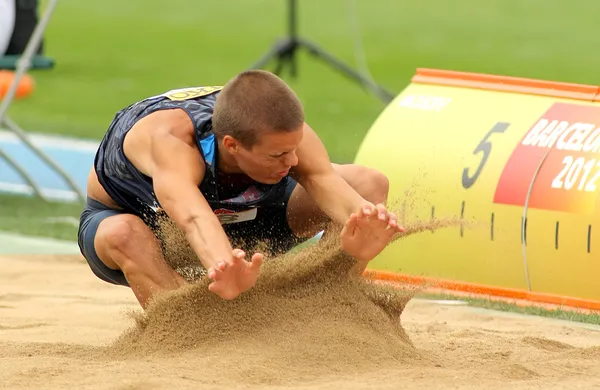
371;204;405;235
386;211;405;233
375;203;388;222
232;249;245;262
249;253;264;271
361;203;374;217
208;250;242;284
341;213;359;237
208;262;225;281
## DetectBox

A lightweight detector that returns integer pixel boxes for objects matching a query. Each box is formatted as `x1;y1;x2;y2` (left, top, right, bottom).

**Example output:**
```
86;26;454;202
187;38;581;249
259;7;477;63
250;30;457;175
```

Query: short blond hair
212;70;305;148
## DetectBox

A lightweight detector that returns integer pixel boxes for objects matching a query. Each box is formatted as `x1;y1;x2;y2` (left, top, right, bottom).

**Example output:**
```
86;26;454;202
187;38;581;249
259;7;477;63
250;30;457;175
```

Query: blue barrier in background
0;131;97;201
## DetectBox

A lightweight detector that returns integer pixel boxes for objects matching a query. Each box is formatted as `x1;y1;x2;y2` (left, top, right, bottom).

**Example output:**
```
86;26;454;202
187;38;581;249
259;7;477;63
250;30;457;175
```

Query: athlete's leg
78;199;186;308
94;214;187;307
286;163;390;238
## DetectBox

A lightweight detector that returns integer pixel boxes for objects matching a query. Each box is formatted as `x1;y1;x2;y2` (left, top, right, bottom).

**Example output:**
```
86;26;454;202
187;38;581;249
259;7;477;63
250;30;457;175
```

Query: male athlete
78;69;403;308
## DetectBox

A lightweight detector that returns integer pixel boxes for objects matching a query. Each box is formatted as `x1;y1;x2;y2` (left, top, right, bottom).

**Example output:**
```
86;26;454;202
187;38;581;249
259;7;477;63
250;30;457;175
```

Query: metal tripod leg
297;38;395;103
249;38;298;77
249;37;395;104
0;142;46;198
3;116;85;203
249;40;288;70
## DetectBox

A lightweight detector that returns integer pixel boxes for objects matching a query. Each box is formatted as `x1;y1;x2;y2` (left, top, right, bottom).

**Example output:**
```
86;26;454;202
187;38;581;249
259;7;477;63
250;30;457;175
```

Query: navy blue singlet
94;86;292;227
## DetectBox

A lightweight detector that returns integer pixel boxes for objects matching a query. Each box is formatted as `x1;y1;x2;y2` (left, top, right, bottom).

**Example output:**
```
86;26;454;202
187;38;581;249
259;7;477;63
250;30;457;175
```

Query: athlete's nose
284;151;299;167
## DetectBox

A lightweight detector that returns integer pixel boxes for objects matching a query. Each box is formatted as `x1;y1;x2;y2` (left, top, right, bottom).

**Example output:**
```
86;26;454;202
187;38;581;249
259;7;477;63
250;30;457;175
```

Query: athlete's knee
368;168;390;199
96;215;154;271
350;165;390;204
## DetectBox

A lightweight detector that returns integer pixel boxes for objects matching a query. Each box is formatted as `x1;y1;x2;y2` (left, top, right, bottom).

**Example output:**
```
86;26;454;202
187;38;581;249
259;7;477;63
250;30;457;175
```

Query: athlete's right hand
206;249;264;300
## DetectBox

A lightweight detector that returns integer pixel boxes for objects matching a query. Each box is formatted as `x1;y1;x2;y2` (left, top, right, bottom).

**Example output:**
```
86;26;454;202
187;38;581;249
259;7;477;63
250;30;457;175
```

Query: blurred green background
2;0;600;240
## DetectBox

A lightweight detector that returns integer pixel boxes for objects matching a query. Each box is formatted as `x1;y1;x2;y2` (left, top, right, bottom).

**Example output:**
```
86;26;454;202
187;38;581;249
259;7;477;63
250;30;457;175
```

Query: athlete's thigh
93;213;161;269
79;197;163;286
78;200;132;286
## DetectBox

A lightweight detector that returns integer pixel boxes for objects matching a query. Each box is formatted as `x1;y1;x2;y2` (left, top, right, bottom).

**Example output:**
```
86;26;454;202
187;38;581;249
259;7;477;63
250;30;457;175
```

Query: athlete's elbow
181;213;202;236
181;209;219;238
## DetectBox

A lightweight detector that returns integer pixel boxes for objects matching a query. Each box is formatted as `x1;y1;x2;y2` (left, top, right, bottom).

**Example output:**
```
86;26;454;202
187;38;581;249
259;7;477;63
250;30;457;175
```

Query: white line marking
0;129;99;152
429;299;469;306
0;182;80;202
0;231;80;254
43;216;80;227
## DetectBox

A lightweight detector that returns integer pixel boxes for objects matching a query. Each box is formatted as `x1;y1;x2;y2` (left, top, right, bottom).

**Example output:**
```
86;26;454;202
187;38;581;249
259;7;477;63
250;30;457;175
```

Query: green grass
3;0;600;240
0;194;82;240
416;292;600;326
8;0;600;154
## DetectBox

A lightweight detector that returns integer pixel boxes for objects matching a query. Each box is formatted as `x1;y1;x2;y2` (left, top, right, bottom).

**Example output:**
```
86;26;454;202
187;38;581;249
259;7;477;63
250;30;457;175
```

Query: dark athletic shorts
77;178;305;287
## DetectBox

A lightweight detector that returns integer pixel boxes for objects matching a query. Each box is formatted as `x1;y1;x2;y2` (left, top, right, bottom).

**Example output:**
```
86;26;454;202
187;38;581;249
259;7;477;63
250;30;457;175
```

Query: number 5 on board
462;122;510;189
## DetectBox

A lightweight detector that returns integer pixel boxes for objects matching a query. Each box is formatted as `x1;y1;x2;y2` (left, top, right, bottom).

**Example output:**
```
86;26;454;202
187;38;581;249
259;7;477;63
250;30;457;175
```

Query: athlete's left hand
340;202;404;263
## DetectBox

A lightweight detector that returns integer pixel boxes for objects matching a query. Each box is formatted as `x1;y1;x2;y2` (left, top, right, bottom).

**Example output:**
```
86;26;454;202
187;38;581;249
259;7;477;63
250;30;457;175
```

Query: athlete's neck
216;141;244;175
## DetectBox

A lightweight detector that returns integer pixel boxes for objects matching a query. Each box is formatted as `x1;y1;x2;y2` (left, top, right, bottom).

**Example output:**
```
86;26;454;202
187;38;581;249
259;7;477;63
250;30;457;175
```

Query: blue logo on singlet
200;134;216;166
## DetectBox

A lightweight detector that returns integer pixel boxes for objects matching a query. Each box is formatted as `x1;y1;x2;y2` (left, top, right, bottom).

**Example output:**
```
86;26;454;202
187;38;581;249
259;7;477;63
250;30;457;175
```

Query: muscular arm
148;110;233;271
290;123;366;225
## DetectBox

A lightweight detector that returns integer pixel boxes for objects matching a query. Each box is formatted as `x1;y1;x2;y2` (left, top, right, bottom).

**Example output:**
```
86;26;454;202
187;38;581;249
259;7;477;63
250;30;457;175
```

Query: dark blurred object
1;0;55;70
5;0;43;55
0;54;54;69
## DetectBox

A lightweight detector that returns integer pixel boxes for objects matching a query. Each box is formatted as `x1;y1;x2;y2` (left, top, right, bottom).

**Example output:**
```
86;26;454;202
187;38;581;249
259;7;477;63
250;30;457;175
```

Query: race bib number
214;208;258;225
161;86;223;101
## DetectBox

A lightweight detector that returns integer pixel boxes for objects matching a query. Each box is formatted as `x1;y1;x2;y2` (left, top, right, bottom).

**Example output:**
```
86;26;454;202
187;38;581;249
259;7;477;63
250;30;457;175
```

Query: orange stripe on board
363;269;600;312
411;68;600;102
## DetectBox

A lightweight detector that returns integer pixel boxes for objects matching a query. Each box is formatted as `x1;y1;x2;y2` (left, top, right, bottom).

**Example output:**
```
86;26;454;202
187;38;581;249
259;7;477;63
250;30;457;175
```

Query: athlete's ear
222;135;239;154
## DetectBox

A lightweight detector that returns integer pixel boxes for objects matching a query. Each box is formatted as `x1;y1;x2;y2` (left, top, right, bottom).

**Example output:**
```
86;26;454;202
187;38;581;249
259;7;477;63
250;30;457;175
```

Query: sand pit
2;240;600;390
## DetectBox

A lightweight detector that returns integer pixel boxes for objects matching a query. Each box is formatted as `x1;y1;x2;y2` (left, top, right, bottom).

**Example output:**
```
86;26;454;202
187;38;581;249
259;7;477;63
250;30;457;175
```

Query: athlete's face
225;127;303;184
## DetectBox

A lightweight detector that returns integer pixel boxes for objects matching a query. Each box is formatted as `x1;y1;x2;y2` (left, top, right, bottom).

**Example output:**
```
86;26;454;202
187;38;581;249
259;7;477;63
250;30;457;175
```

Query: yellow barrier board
354;69;600;303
